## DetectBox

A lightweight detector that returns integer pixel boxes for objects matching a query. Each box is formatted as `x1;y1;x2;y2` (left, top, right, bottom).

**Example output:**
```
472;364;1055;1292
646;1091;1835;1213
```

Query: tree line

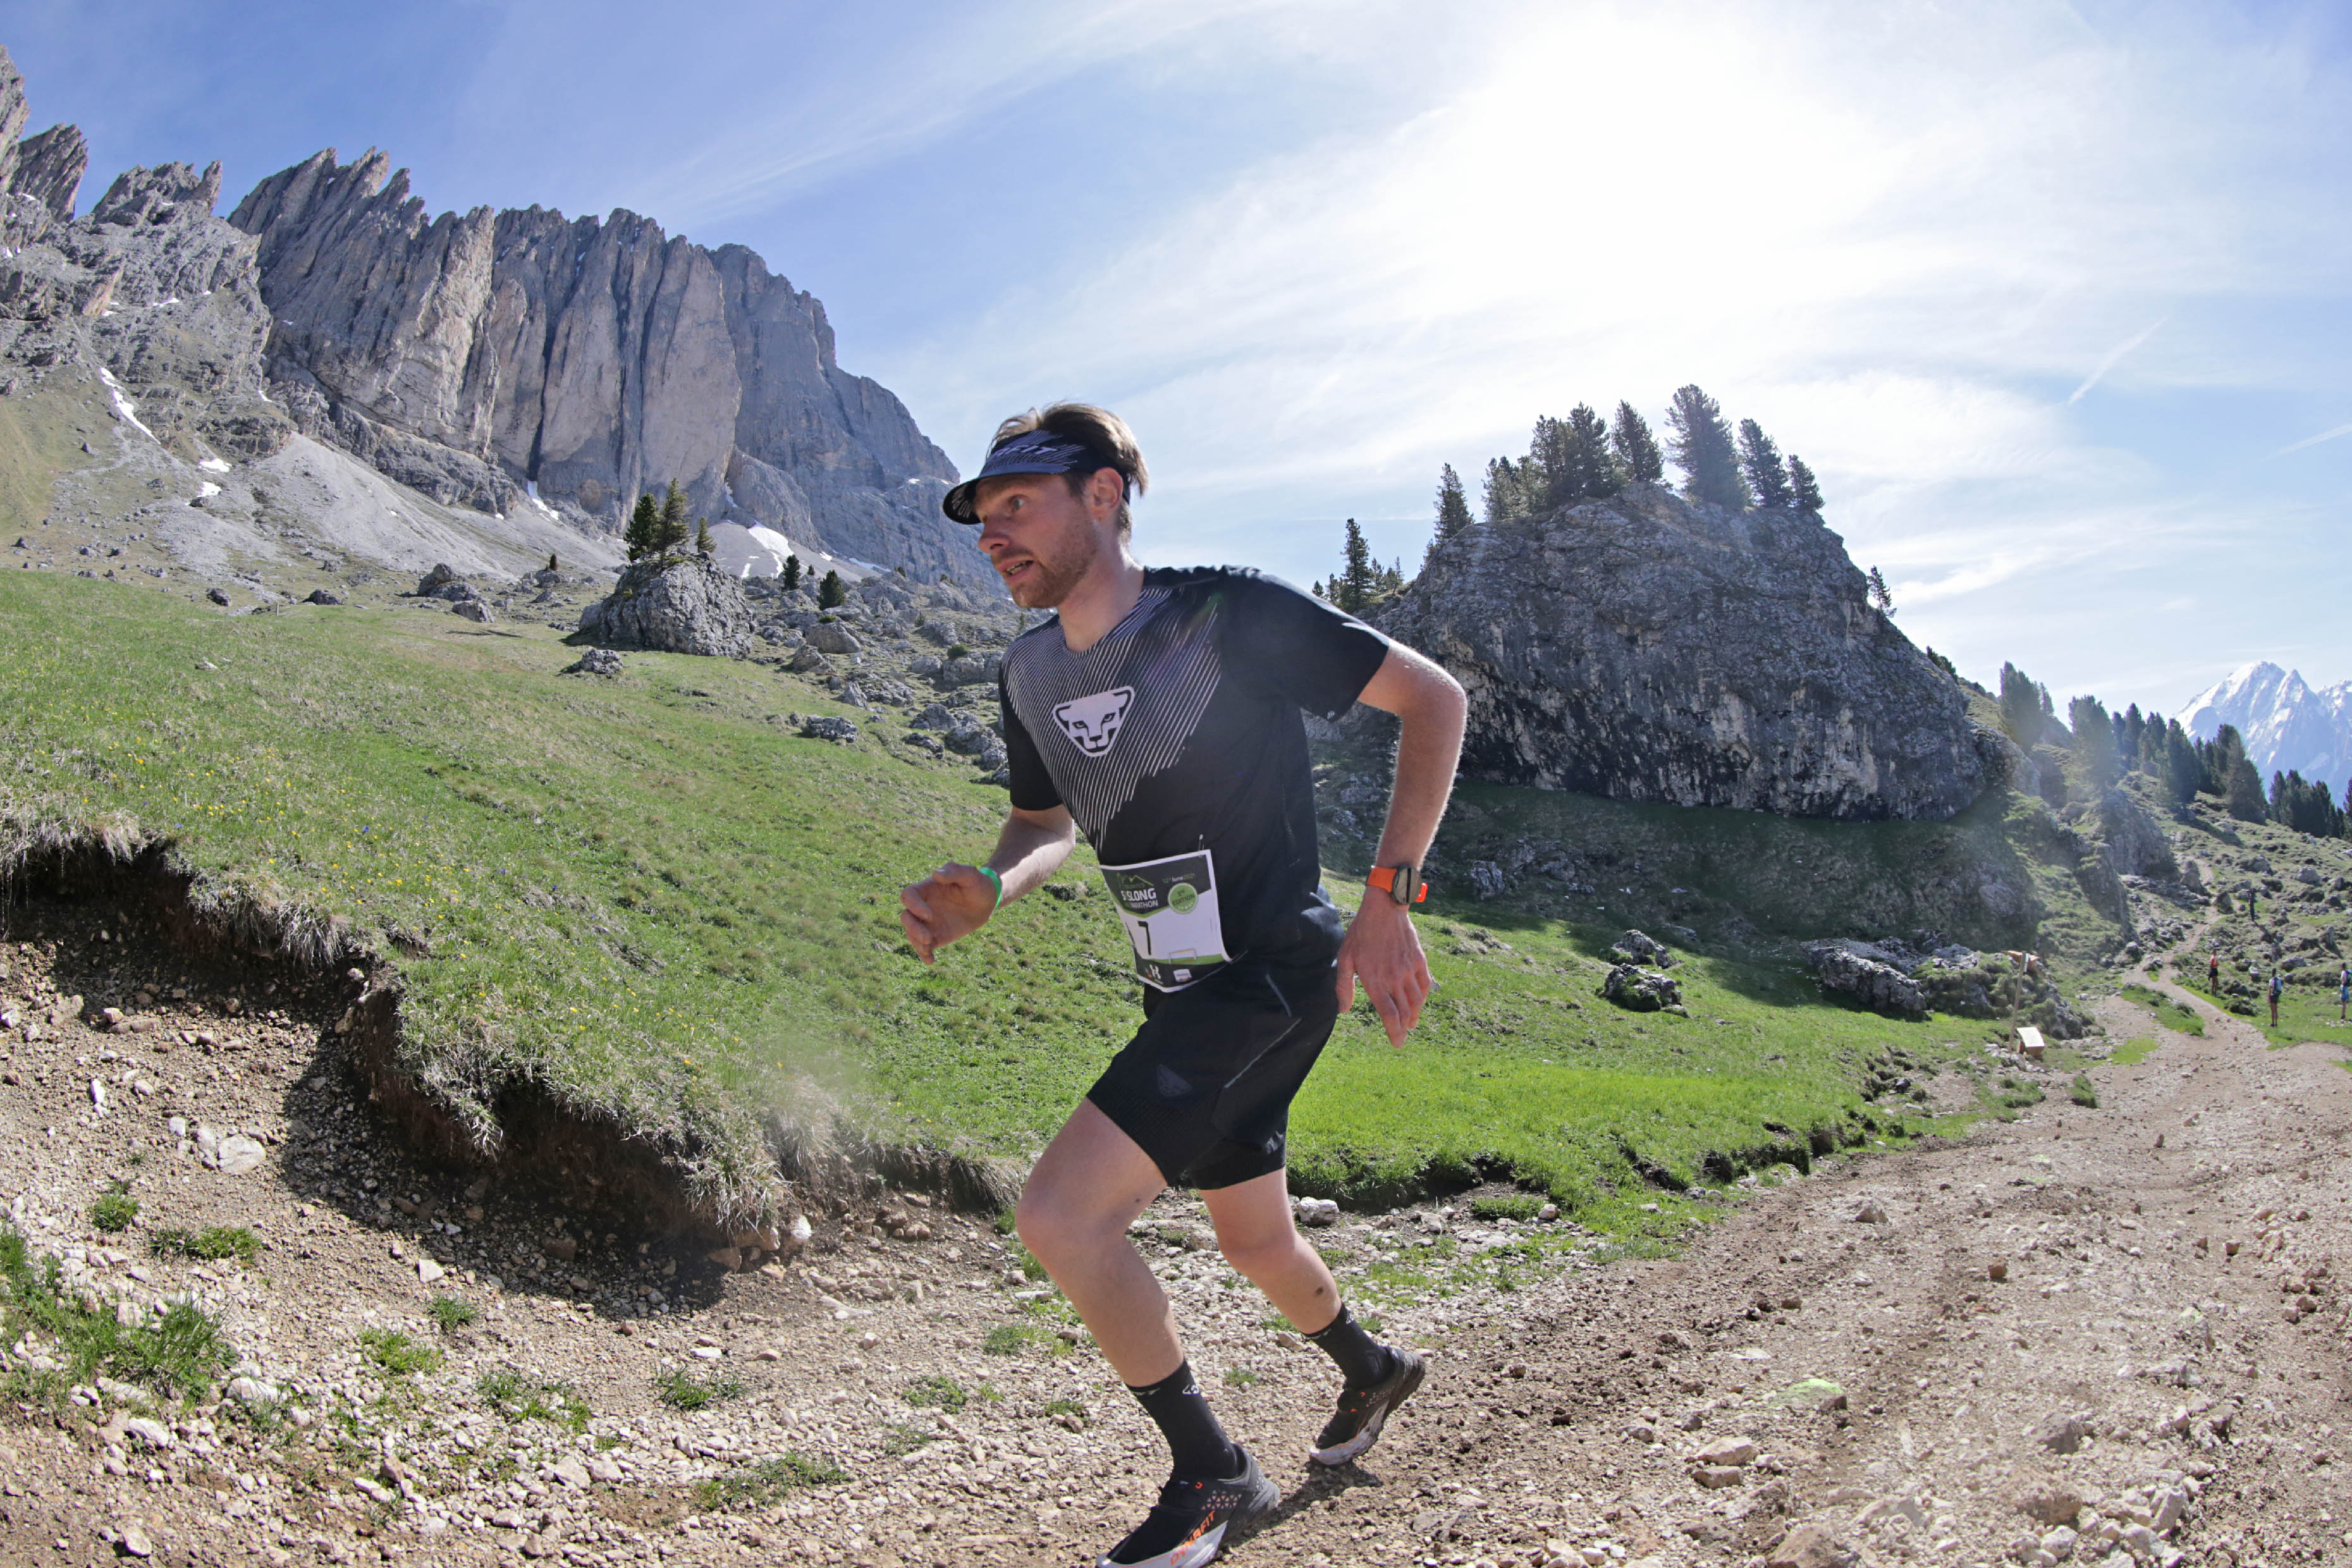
1997;660;2349;838
1459;385;1822;532
1316;383;1828;607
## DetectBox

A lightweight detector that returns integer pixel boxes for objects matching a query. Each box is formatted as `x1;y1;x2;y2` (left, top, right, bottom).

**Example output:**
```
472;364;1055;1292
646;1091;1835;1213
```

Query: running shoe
1099;1447;1279;1567
1309;1347;1426;1466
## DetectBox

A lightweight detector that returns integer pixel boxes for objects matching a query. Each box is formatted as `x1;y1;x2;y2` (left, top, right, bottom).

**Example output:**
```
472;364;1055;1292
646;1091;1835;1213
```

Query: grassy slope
1;573;2115;1220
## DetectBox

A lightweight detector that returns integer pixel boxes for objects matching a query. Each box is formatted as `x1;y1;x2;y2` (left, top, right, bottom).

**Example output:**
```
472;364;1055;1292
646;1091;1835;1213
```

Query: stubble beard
1001;515;1101;609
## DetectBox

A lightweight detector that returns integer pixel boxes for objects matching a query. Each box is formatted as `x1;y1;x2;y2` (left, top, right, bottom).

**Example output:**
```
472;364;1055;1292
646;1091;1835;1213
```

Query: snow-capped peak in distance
2176;661;2352;789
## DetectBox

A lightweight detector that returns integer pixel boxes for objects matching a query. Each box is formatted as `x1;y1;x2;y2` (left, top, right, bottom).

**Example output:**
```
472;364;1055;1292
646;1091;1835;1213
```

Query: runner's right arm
899;804;1077;963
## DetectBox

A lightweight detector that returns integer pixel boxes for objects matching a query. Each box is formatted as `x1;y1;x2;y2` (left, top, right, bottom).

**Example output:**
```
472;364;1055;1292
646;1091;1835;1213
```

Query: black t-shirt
1000;567;1390;985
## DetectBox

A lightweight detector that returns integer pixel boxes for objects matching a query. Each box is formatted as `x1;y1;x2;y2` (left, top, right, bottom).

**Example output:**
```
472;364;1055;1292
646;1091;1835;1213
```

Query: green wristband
979;866;1005;912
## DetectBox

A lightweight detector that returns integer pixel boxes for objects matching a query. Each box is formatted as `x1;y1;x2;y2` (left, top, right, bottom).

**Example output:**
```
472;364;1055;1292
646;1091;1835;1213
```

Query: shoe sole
1309;1352;1426;1466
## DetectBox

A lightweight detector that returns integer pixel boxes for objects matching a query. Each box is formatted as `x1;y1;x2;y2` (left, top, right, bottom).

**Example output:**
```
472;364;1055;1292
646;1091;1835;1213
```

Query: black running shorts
1086;959;1342;1191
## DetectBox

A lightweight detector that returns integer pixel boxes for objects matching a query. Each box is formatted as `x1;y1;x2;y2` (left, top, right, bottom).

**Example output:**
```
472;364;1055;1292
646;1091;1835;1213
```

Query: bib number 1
1099;850;1230;991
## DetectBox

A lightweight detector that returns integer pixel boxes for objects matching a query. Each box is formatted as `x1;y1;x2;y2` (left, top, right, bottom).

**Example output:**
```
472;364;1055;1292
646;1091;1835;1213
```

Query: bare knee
1017;1190;1116;1272
1219;1229;1306;1285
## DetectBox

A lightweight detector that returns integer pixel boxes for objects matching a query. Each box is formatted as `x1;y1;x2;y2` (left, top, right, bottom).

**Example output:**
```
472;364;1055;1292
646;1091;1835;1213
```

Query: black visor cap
942;428;1126;525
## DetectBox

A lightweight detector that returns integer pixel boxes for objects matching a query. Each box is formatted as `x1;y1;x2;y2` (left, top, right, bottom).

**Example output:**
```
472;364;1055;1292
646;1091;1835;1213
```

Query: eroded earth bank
0;886;2346;1568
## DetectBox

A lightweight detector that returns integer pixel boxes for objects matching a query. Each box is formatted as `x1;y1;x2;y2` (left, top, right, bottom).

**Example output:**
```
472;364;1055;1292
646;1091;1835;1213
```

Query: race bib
1100;850;1230;991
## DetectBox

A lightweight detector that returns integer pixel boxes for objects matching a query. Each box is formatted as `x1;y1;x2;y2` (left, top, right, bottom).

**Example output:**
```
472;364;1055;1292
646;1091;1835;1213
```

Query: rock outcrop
1380;485;1994;821
1;46;88;243
9;123;85;224
0;106;290;465
227;149;991;589
580;556;756;658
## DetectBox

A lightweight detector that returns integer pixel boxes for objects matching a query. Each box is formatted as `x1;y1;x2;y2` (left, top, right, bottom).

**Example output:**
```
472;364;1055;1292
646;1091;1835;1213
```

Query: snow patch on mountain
2176;661;2352;788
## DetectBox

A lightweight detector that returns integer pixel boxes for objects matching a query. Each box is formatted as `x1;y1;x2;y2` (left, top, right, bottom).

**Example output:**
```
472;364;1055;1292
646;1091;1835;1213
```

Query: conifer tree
1565;403;1621;498
782;554;800;592
1527;417;1573;512
625;493;659;561
1999;662;2047;749
655;481;690;555
1611;401;1665;483
1433;464;1474;541
1785;455;1823;511
694;518;714;556
1483;456;1529;526
1866;566;1896;616
1664;385;1750;509
2225;754;2267;822
2162;721;2204;805
1737;420;1793;508
818;569;846;609
1336;518;1378;612
2069;695;2118;791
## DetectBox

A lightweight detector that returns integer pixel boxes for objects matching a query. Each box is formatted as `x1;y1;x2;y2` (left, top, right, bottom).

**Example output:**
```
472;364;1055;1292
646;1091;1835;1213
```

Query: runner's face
974;473;1105;608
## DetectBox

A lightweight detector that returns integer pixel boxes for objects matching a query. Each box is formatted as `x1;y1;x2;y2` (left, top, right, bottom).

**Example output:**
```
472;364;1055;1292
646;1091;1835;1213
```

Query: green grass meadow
3;572;2055;1219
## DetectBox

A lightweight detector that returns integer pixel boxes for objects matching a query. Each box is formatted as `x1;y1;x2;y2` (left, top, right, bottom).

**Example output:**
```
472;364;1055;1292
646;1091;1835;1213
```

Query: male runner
899;404;1466;1568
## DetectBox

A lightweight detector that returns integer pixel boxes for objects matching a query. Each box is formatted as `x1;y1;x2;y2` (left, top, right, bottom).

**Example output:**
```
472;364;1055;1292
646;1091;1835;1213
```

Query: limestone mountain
2176;661;2352;791
1378;483;1995;820
227;149;988;589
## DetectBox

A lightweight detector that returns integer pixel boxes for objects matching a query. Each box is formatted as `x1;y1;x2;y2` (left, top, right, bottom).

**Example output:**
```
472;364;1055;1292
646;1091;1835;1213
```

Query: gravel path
1;890;2345;1568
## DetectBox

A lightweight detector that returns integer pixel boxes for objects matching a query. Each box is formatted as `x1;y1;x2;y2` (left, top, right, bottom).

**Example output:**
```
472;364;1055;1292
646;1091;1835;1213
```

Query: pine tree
1483;456;1528;526
1999;663;2046;749
781;554;800;592
1611;402;1665;484
2225;754;2267;822
1737;420;1793;508
2069;695;2117;792
624;493;659;561
1664;385;1750;509
1336;518;1378;612
1565;403;1620;498
1866;566;1896;616
1433;463;1474;541
2162;721;2204;805
1527;417;1574;513
818;568;845;609
654;481;690;555
1785;455;1823;511
694;517;714;556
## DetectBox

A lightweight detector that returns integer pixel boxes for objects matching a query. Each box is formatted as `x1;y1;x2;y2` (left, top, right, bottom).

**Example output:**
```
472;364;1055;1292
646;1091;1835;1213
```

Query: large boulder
1601;964;1683;1012
580;556;755;658
2097;787;2177;879
1378;485;1994;821
1808;940;1927;1018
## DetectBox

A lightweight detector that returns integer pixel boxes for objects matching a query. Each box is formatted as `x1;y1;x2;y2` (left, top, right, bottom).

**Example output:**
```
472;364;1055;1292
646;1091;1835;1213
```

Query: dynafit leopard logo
1052;686;1135;757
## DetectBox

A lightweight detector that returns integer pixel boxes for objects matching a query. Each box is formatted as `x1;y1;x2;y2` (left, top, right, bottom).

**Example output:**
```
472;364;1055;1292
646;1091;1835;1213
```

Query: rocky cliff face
2;46;89;243
1380;484;1993;821
227;149;990;589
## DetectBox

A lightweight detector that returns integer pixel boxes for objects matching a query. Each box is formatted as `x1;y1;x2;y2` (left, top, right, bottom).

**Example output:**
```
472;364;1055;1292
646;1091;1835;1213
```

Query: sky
10;0;2352;718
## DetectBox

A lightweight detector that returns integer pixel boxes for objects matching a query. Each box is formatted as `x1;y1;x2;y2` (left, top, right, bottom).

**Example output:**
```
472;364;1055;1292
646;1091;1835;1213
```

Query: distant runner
899;404;1466;1568
2269;969;2284;1028
2338;964;2348;1022
2207;953;2220;992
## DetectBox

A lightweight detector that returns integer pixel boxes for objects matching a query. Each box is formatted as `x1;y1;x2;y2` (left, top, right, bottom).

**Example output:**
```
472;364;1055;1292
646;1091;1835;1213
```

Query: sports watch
1366;864;1426;906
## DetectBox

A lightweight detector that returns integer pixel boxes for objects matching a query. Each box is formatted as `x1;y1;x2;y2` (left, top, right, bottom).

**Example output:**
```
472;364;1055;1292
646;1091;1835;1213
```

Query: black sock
1304;1303;1394;1388
1127;1361;1239;1479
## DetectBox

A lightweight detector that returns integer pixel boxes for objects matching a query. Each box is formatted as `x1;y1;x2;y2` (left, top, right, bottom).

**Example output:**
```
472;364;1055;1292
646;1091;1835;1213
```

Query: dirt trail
0;888;2347;1568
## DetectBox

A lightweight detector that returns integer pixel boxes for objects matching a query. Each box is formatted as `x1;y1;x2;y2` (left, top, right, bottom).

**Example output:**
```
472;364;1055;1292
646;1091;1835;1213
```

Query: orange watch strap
1366;866;1427;904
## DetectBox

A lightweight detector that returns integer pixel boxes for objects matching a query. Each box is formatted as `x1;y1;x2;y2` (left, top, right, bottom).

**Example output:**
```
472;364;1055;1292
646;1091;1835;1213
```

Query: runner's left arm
1338;642;1467;1046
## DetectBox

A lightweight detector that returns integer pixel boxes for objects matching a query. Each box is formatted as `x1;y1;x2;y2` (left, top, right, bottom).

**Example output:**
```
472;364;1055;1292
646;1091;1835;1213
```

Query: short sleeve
999;670;1062;812
1220;572;1392;720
